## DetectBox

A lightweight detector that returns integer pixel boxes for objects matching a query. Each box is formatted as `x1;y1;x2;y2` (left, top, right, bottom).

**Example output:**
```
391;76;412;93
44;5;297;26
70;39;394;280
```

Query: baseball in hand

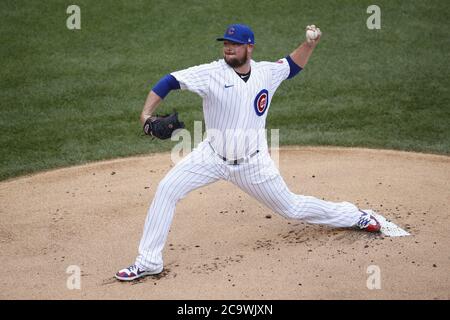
305;25;321;43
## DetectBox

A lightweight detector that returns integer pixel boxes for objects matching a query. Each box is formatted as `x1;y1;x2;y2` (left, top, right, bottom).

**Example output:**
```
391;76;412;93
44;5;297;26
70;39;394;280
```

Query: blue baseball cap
217;24;255;44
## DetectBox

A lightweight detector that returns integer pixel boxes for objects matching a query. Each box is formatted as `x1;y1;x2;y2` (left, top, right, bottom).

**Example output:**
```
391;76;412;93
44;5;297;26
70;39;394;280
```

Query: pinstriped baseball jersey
171;58;290;159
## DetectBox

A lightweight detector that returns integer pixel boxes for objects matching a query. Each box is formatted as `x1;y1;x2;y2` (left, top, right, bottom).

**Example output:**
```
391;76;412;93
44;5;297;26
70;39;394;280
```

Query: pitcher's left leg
231;154;363;228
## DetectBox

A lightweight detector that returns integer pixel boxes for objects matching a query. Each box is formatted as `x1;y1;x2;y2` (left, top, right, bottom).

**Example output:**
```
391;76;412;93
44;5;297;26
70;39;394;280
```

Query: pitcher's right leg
115;142;223;281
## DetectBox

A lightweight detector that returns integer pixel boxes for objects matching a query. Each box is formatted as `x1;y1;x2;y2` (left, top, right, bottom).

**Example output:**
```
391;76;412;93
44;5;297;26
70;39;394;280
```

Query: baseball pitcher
115;24;381;281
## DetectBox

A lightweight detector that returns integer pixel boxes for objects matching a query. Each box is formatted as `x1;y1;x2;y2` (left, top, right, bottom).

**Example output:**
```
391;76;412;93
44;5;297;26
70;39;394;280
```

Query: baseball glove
143;112;185;140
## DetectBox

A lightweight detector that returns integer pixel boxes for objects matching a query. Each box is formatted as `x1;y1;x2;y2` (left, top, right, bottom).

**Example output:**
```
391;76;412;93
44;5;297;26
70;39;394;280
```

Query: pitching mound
0;147;449;299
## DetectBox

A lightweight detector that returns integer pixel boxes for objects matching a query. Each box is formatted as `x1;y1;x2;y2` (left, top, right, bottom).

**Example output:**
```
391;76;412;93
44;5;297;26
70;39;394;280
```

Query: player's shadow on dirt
254;223;382;252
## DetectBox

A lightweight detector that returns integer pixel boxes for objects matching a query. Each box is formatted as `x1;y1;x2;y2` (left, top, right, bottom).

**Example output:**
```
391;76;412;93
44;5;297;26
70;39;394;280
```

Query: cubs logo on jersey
254;89;269;116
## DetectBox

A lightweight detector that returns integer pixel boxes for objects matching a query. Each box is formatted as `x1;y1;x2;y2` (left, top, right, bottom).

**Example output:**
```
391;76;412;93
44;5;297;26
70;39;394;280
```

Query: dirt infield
0;147;449;299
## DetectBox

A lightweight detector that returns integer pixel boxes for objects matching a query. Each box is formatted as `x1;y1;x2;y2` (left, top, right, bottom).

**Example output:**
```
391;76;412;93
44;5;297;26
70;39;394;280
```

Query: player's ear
247;44;254;54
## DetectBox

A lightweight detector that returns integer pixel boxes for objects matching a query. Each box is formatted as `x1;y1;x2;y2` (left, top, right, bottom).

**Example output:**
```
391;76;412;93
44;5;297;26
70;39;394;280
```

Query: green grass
1;0;449;180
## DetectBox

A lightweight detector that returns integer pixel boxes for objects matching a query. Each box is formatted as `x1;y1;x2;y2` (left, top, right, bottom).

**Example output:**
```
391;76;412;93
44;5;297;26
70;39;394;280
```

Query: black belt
208;142;259;165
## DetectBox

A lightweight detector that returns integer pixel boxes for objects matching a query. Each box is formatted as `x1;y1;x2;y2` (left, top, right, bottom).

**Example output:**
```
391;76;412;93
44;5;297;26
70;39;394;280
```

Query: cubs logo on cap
217;24;255;44
254;89;269;116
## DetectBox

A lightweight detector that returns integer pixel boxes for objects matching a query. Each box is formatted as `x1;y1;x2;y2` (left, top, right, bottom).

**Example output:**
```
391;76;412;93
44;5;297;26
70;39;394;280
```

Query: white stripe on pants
136;141;362;270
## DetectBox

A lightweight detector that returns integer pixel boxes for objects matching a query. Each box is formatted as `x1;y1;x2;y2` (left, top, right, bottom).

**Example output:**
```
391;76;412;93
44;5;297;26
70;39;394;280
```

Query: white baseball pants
136;141;362;270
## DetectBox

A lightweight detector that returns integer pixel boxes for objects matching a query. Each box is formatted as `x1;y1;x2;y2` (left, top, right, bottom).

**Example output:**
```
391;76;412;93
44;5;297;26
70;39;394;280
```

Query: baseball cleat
115;264;163;281
356;210;381;233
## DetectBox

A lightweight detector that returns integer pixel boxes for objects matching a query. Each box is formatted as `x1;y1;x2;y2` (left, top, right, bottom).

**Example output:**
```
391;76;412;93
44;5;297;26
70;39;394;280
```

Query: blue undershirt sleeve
151;74;181;99
285;55;303;79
